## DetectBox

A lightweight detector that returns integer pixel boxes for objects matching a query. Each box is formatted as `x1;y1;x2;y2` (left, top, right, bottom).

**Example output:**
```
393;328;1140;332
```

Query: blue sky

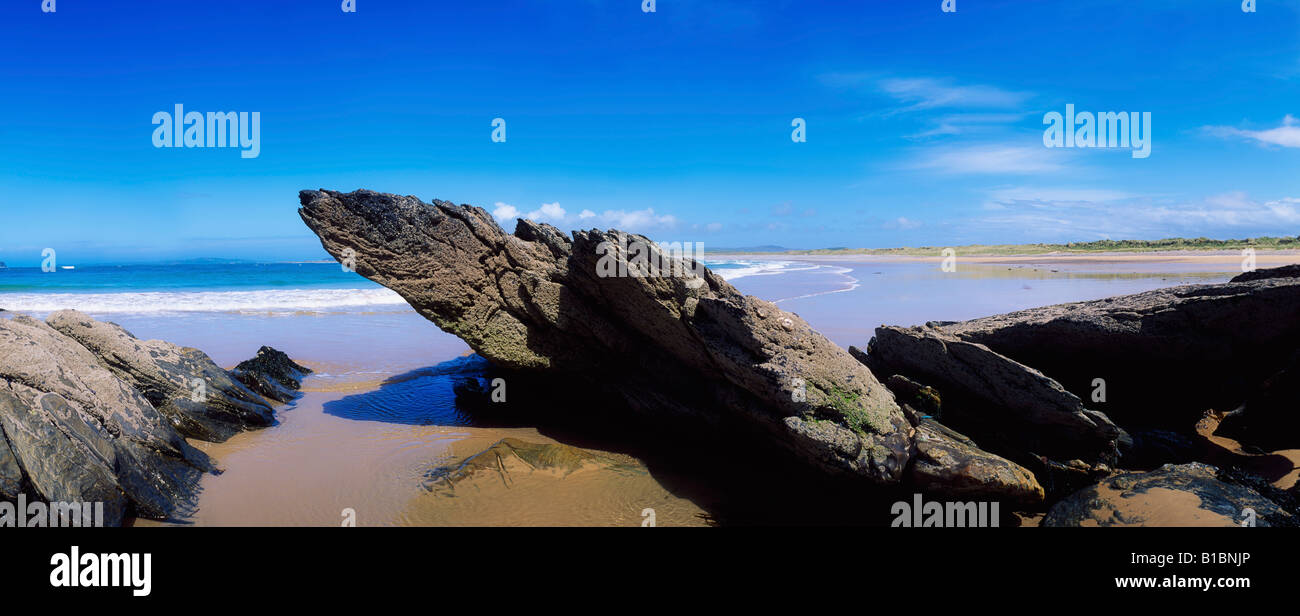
2;0;1299;265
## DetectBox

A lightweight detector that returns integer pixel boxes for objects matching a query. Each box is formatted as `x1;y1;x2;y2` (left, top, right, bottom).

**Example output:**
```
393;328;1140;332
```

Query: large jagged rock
1043;463;1294;527
299;189;918;484
862;326;1126;467
0;316;216;523
47;310;275;442
934;277;1300;437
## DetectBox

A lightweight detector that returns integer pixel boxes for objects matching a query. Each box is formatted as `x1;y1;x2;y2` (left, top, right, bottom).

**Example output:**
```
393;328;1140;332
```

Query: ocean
0;259;808;316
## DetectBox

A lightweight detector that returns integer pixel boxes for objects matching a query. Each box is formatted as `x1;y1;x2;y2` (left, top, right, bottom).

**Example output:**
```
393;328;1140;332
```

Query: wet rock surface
48;310;276;442
232;346;312;404
0;312;304;524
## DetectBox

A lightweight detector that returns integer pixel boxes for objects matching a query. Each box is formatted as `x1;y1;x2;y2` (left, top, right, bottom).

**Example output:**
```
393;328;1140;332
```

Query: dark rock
47;310;275;442
864;325;1126;467
1215;466;1299;520
934;277;1300;436
1043;462;1294;527
231;346;312;403
882;373;942;419
1124;429;1201;469
1230;263;1300;283
298;189;916;485
0;428;22;500
1026;456;1113;499
1214;351;1300;451
903;406;1044;505
0;315;214;522
0;390;128;525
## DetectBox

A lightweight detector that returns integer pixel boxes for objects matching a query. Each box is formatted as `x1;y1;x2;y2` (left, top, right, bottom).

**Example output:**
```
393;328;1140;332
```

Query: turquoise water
0;259;802;316
0;262;372;293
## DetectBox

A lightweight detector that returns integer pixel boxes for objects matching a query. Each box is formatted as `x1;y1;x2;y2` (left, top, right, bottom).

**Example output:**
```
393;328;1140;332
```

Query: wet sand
136;388;707;527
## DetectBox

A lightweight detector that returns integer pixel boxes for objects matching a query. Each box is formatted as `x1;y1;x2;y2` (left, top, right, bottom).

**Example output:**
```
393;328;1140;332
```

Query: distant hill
163;257;257;265
703;245;794;254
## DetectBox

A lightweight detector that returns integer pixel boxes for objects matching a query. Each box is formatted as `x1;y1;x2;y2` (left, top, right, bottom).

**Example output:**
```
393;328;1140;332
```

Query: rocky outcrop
299;189;919;485
863;326;1126;467
930;277;1300;437
0;316;215;524
232;346;312;403
300;188;1057;504
0;312;306;524
47;310;275;442
1043;463;1294;527
1230;263;1300;283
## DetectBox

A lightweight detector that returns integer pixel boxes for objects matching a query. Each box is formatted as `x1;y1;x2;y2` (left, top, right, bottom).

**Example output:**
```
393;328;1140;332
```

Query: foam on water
704;259;819;280
0;287;408;316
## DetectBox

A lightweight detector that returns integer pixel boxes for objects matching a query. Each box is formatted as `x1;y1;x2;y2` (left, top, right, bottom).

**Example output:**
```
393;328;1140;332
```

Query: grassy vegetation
815;384;889;436
722;236;1300;257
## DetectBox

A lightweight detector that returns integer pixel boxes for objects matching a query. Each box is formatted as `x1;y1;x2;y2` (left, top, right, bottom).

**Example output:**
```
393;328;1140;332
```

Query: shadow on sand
321;354;988;526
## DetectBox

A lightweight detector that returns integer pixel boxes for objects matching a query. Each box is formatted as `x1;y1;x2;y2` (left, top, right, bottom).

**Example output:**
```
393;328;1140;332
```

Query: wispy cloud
908;144;1067;175
968;189;1300;240
1203;115;1300;148
884;217;922;230
878;77;1032;112
908;112;1033;138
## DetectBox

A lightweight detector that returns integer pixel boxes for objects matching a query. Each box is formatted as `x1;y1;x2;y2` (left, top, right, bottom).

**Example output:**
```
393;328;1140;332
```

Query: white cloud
600;208;678;231
492;201;681;234
492;202;519;220
527;201;566;222
1203;115;1300;148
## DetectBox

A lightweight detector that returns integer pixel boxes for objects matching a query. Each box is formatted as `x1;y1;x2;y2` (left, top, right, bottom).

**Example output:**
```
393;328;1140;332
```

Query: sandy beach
78;252;1292;525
